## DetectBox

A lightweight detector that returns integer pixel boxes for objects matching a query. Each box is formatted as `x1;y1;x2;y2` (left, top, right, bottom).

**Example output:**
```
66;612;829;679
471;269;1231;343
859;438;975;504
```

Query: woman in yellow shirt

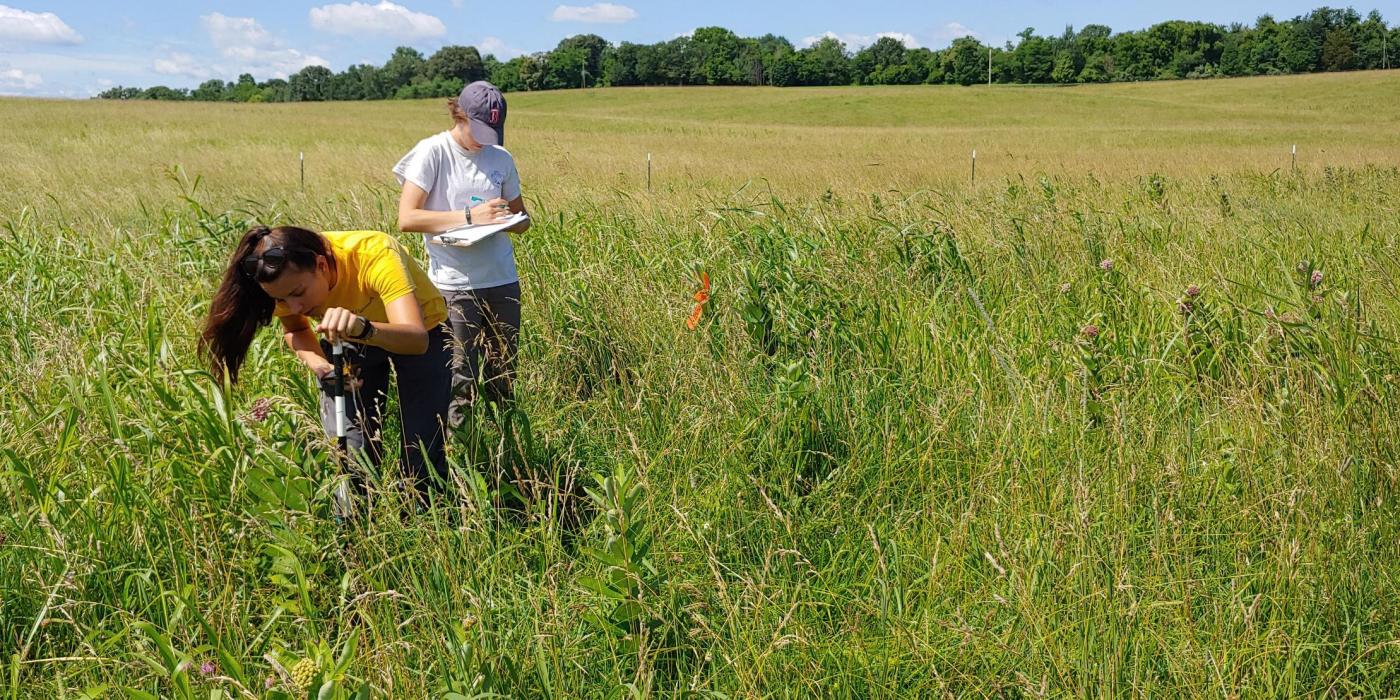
201;225;452;505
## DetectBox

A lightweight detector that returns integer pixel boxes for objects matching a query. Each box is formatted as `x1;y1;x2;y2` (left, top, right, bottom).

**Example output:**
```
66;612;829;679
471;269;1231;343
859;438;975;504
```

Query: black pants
444;282;521;428
318;324;453;497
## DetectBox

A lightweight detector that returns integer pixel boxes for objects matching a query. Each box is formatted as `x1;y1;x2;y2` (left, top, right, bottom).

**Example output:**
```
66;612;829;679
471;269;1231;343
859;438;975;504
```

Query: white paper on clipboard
433;212;528;247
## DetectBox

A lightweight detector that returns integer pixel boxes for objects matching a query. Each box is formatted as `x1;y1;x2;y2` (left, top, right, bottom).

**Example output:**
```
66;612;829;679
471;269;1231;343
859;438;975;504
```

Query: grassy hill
2;70;1398;208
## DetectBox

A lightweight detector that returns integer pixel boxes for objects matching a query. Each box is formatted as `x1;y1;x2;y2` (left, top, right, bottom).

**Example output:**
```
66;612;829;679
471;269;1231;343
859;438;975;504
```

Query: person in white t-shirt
394;80;530;428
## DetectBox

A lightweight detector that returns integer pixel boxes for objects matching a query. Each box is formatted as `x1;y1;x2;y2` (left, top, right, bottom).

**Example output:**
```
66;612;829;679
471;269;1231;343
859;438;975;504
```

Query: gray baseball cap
457;80;506;147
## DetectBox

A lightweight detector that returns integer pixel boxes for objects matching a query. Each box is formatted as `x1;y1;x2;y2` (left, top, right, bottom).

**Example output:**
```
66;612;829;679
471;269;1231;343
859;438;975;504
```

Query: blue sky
2;1;1396;97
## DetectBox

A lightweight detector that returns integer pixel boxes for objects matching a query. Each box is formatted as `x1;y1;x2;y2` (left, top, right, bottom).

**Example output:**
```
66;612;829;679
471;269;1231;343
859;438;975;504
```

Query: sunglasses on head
242;246;321;280
239;247;294;278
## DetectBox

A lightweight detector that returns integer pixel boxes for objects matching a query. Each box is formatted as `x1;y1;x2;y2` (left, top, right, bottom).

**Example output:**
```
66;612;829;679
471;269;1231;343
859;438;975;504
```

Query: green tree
798;36;853;85
481;54;501;81
747;34;794;86
948;37;988;85
1278;19;1320;72
490;57;526;92
653;37;699;84
604;42;642;85
191;79;227;101
382;46;426;91
1111;31;1159;80
1048;51;1073;82
1219;24;1256;76
426;45;486;85
227;73;259;102
518;53;549;91
550;34;608;87
1354;11;1389;68
1079;52;1113;82
329;65;368;100
545;44;587;89
258;78;290;102
854;36;908;84
1321;27;1357;70
96;86;142;99
691;26;744;84
141;85;187;100
768;49;801;86
1014;29;1055;83
288;65;333;101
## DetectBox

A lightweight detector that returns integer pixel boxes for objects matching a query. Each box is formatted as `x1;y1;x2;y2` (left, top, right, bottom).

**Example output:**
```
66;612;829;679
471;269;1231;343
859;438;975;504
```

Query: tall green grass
3;161;1398;696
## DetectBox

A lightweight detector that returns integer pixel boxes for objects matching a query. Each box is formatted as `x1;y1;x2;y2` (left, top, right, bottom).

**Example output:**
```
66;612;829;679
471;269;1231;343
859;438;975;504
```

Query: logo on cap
489;108;500;124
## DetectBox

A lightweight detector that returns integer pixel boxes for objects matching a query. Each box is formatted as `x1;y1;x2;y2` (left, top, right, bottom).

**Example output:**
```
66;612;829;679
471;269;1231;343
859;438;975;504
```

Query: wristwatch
350;315;376;341
464;202;473;225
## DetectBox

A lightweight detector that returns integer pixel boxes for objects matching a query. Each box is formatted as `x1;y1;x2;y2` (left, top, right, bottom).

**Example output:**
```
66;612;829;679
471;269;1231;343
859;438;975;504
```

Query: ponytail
200;225;327;383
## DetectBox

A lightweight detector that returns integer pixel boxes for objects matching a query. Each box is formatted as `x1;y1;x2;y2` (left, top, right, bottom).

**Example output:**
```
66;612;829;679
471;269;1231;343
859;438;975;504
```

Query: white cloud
478;36;523;59
4;51;147;77
203;12;278;50
934;22;978;41
0;5;82;44
153;52;213;80
309;1;446;40
193;14;329;80
222;46;329;78
799;31;919;51
0;67;42;90
0;52;158;97
549;3;637;23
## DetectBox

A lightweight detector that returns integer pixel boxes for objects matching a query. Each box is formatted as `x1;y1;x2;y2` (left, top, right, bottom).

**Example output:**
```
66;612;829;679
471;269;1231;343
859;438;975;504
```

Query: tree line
98;7;1396;101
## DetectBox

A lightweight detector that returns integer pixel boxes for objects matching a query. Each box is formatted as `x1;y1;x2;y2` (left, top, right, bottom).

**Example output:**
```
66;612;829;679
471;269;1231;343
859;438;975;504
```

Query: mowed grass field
2;71;1400;697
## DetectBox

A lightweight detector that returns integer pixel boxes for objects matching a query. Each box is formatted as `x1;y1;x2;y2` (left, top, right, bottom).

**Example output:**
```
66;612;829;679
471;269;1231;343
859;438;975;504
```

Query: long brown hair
200;225;329;383
446;98;467;124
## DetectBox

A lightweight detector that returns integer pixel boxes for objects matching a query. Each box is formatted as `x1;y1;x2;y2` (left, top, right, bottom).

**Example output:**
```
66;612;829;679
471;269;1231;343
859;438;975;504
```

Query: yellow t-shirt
275;230;447;327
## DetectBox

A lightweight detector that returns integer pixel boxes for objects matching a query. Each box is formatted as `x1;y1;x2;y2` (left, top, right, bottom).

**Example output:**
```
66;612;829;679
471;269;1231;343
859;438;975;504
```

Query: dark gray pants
319;324;453;495
444;282;521;428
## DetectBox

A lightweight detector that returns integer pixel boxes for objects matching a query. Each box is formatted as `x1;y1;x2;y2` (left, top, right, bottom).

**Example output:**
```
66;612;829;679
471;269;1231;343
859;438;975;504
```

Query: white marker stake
333;341;346;442
300;151;305;191
1291;144;1297;172
647;152;652;191
971;149;977;185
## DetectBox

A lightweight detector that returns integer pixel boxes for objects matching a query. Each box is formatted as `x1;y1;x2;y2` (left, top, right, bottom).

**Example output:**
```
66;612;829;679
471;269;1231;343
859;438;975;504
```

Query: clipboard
432;212;528;248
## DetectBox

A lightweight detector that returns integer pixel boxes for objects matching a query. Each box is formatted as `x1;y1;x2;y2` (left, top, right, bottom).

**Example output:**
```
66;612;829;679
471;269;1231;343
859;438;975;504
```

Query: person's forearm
358;321;430;355
505;199;531;234
291;320;428;359
398;207;467;234
285;328;331;374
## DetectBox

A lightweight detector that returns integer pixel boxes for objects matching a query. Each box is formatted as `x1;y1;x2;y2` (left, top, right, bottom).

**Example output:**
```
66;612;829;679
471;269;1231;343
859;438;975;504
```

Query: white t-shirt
393;131;523;291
